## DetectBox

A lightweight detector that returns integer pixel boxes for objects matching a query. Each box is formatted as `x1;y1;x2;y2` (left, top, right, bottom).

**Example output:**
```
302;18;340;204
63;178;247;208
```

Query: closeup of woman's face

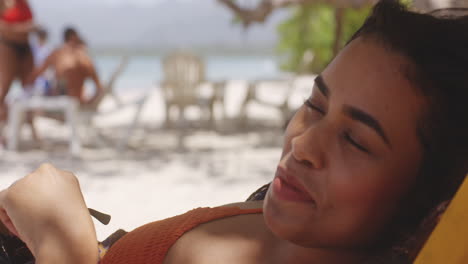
263;37;428;249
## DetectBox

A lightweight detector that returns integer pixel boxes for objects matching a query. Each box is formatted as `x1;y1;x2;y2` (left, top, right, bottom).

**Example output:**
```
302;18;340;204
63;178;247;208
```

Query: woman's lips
272;167;315;203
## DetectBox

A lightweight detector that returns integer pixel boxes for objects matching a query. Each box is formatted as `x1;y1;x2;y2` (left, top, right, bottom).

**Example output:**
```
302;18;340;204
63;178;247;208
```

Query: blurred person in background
27;27;104;106
30;27;52;96
0;0;36;142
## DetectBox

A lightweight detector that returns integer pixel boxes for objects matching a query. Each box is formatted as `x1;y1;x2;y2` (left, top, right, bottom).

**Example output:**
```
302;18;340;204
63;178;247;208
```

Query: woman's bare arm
0;164;99;264
26;50;57;85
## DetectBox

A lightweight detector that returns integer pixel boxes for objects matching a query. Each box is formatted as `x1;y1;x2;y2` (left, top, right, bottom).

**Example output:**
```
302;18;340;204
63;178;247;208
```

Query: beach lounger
238;77;296;128
414;174;468;263
78;56;149;150
161;51;215;128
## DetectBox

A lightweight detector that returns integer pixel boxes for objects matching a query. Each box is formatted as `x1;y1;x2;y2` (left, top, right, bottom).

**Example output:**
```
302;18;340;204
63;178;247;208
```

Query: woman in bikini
0;0;36;126
0;1;467;263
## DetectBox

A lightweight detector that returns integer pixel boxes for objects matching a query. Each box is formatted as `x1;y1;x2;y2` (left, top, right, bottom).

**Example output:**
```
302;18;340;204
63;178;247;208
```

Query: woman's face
263;37;427;249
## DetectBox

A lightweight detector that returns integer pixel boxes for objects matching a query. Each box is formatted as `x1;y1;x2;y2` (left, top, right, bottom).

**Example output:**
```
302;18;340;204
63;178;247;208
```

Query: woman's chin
263;190;315;245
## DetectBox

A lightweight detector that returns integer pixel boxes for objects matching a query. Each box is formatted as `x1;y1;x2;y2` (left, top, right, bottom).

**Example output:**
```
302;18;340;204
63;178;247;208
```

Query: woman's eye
343;132;370;153
304;99;325;114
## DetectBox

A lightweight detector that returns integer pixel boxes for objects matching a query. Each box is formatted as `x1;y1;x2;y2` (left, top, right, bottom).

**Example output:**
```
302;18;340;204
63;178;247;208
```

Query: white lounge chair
161;52;215;128
238;77;296;127
78;56;148;150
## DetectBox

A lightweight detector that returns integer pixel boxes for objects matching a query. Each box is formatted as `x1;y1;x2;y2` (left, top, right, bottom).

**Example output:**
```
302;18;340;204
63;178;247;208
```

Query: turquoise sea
94;54;283;93
7;53;284;102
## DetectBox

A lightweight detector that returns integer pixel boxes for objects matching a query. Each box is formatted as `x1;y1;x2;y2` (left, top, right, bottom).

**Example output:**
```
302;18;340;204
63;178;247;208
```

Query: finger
0;209;19;237
0;191;19;237
0;210;10;235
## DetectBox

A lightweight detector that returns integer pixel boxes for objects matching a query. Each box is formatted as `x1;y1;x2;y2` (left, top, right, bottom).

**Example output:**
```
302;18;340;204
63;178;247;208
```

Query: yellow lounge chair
414;174;468;263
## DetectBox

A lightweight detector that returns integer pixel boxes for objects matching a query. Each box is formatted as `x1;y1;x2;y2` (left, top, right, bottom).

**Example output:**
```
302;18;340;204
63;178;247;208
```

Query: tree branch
217;0;276;27
217;0;376;27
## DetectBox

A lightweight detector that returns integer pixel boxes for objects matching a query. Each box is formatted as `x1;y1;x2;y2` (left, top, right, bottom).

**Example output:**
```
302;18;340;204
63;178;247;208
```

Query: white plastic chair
7;56;148;153
7;95;81;155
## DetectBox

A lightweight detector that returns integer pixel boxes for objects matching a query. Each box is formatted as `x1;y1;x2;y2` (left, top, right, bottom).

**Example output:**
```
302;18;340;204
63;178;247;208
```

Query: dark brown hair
349;0;468;261
63;26;78;42
36;27;48;40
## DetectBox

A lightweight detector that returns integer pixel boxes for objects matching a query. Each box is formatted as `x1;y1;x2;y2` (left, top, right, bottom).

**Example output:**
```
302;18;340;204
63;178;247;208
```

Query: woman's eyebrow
315;75;329;97
343;105;392;149
316;74;391;148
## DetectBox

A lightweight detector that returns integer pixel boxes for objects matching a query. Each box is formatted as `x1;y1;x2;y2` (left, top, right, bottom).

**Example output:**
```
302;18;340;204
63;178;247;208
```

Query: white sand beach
0;75;315;241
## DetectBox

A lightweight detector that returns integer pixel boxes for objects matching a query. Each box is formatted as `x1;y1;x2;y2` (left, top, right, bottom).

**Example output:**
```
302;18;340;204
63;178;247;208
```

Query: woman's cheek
328;164;383;209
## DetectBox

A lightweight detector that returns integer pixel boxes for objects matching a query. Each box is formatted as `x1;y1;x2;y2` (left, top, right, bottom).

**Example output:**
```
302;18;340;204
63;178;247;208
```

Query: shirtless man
28;27;103;106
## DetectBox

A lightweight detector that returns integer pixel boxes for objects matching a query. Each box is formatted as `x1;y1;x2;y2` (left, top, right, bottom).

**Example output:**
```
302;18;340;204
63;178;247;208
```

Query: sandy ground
0;76;314;240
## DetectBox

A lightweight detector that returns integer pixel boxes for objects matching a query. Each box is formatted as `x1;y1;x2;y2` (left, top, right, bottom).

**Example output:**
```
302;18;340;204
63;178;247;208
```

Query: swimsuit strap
1;0;33;23
101;206;263;264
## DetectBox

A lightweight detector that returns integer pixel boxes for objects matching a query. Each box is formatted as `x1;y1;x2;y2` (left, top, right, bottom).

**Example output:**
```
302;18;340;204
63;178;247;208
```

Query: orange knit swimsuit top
101;207;263;264
1;0;33;23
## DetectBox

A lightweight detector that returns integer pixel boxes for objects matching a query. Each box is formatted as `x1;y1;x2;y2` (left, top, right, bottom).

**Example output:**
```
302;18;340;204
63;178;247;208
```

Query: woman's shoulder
163;201;268;264
187;201;265;236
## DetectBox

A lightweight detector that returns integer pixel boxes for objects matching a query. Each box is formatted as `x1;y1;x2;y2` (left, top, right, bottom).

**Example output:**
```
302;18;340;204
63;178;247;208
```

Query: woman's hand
0;163;98;264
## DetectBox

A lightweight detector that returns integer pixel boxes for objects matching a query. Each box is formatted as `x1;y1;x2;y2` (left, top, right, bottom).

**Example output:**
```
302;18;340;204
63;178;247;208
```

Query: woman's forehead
321;38;420;104
325;38;410;82
320;38;427;144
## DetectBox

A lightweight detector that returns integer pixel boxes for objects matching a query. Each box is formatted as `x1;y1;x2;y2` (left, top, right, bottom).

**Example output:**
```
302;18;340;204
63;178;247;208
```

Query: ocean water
94;54;284;93
8;54;283;98
7;53;312;122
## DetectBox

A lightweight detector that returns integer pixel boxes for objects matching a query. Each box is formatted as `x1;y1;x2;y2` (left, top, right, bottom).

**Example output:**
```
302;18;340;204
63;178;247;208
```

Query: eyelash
343;131;369;153
303;99;324;114
303;99;370;154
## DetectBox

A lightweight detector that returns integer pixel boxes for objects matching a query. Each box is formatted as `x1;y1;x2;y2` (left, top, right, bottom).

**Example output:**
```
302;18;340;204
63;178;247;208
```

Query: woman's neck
263;230;367;264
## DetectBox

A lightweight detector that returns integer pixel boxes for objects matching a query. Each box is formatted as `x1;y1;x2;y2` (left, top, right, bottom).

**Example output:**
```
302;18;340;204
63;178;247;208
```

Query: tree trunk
298;4;311;72
333;7;345;56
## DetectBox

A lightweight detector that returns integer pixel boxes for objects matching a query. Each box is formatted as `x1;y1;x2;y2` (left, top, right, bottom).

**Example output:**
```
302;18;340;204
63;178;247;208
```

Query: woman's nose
290;126;325;170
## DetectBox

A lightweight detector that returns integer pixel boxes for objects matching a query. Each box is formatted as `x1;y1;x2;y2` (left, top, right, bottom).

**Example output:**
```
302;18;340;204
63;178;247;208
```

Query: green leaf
276;3;371;73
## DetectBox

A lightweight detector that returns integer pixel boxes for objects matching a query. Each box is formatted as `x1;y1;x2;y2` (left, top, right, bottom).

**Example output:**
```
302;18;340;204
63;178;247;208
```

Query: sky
28;0;288;53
